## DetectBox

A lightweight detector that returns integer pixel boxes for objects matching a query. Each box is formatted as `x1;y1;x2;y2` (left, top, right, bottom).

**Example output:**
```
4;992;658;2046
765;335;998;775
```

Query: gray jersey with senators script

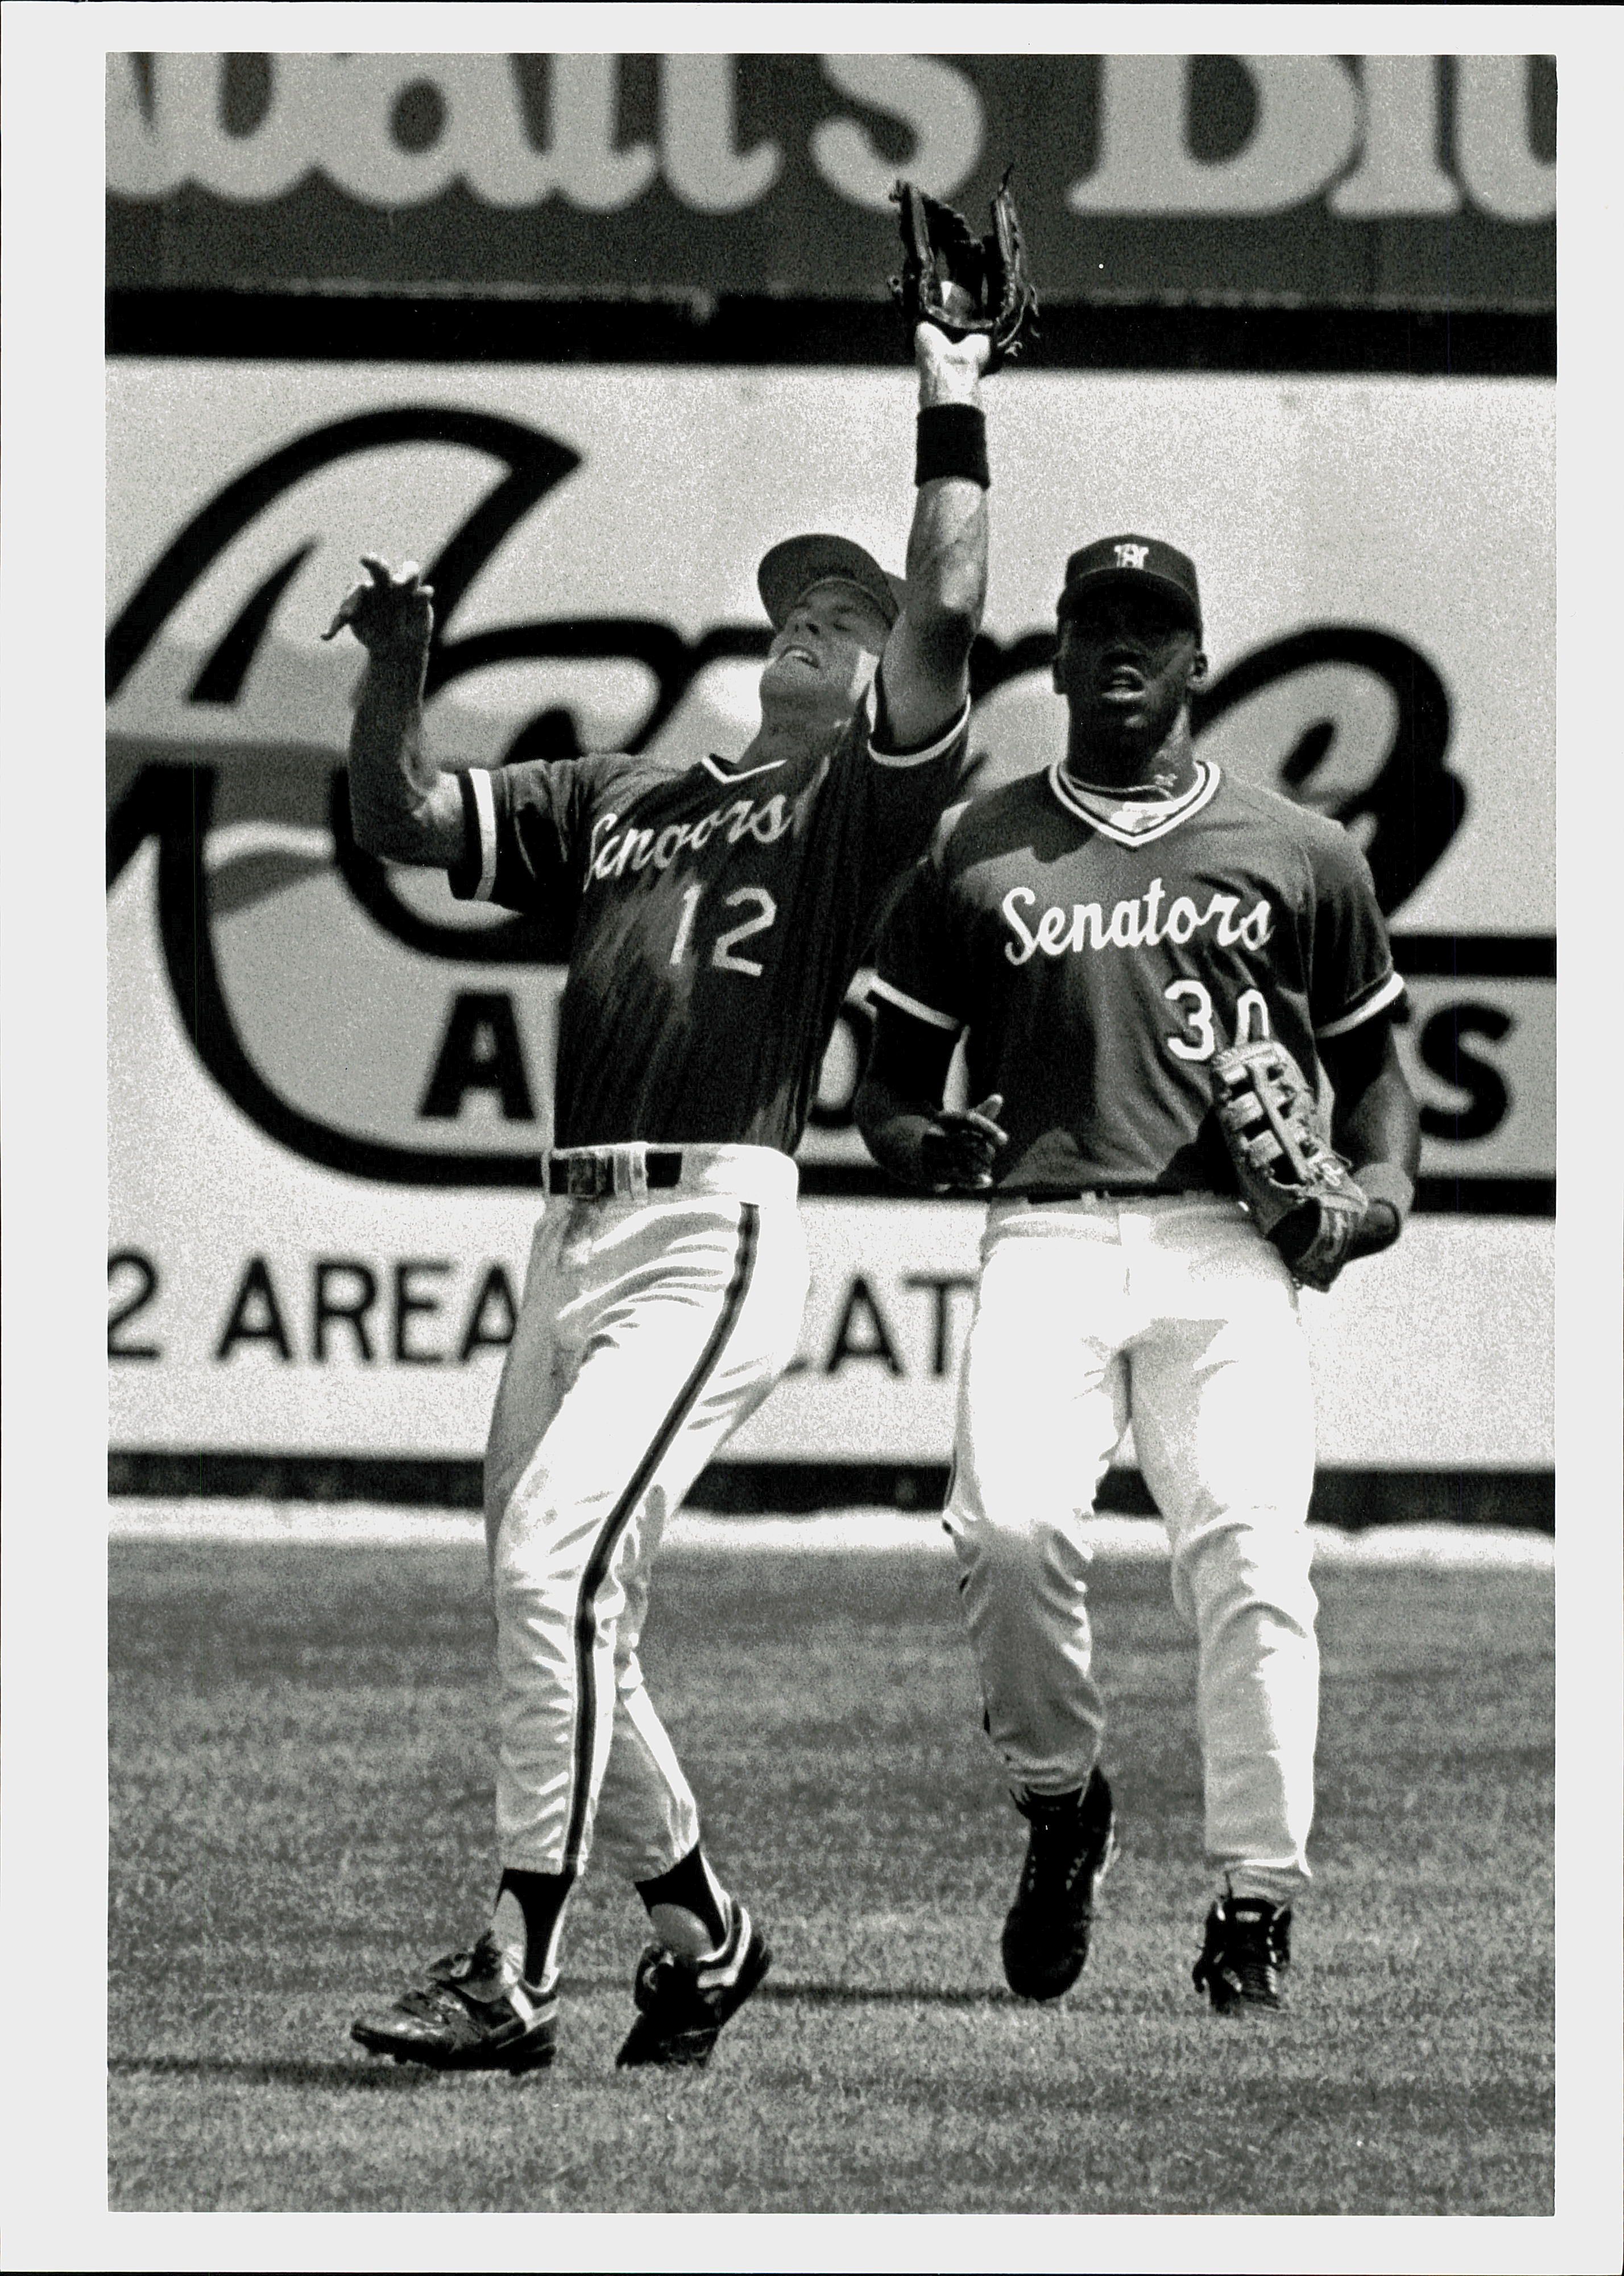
450;704;969;1151
871;758;1404;1194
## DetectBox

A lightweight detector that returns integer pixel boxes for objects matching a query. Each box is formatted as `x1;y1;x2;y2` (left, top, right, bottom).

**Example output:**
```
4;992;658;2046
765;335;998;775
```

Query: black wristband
915;403;990;489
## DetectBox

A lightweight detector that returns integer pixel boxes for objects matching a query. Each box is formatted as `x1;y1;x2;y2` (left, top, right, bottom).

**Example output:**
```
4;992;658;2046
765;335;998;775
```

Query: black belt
548;1149;684;1197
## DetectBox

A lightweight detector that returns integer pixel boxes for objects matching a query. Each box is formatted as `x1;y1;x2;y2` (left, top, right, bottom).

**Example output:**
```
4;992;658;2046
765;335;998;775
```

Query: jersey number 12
670;884;778;977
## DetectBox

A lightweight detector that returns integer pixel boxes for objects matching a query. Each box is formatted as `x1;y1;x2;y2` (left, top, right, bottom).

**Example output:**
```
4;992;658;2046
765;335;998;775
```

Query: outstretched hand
323;554;435;658
919;1094;1008;1191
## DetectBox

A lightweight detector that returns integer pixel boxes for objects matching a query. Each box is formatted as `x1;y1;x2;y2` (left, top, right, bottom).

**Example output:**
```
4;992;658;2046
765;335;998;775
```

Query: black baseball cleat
350;1931;558;2072
615;1899;772;2070
1000;1765;1117;2001
1191;1893;1293;2014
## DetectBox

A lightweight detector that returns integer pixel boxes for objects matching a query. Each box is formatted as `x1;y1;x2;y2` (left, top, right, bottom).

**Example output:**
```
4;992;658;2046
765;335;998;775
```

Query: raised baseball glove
1211;1037;1369;1292
890;169;1037;369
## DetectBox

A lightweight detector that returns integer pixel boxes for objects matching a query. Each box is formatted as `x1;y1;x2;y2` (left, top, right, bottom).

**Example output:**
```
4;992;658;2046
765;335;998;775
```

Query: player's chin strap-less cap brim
1058;534;1203;638
757;534;906;632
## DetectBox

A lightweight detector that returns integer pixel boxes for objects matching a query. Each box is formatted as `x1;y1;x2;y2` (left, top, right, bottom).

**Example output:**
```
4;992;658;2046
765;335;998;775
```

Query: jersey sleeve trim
448;770;497;902
466;767;498;901
868;696;972;770
1315;967;1406;1039
869;974;962;1032
700;752;785;783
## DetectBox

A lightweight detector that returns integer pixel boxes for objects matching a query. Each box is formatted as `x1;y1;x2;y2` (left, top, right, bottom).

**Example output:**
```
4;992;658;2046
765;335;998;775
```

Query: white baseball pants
946;1194;1319;1904
484;1143;807;1882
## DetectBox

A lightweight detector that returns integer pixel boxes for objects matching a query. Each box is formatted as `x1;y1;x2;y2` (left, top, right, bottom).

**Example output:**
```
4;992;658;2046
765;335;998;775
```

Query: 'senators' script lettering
1001;880;1274;964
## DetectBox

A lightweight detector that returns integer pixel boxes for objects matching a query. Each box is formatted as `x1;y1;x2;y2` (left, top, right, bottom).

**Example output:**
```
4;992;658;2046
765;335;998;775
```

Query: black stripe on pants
561;1203;760;1873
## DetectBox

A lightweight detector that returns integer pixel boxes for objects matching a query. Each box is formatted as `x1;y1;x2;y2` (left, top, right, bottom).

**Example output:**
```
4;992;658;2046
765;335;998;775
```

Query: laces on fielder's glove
889;169;1038;370
1211;1037;1369;1292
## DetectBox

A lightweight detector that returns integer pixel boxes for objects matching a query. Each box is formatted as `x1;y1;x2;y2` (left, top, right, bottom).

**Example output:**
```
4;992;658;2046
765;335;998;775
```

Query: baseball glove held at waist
1211;1038;1369;1292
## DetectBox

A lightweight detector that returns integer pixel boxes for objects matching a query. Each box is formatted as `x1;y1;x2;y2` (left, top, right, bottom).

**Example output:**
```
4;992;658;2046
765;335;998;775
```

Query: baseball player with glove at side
856;533;1420;2014
332;184;1033;2076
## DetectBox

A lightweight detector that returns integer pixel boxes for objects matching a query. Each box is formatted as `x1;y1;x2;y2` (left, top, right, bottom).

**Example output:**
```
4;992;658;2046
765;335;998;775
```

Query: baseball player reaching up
331;314;995;2075
855;534;1420;2014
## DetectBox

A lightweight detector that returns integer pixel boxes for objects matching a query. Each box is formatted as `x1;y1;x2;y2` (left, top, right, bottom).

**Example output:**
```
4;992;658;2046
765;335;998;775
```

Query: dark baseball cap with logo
758;533;906;632
1057;535;1203;638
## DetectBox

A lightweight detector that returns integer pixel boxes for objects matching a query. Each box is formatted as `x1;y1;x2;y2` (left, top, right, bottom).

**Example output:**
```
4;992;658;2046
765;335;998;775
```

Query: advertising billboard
108;52;1555;309
107;361;1553;1483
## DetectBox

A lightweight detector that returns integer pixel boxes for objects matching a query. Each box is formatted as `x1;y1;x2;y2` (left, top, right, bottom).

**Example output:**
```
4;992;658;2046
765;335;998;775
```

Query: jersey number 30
670;884;777;977
1163;979;1270;1061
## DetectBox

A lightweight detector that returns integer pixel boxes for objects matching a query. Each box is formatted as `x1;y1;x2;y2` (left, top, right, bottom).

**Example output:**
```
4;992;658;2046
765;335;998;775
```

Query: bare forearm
1333;1065;1421;1183
906;347;988;643
855;1006;1006;1190
347;649;464;867
326;554;464;868
881;335;991;743
854;1075;940;1188
905;475;988;648
1325;1032;1422;1258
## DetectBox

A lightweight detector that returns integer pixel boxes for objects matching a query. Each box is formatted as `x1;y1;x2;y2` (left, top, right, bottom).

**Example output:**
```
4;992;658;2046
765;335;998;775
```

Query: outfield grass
108;1533;1553;2215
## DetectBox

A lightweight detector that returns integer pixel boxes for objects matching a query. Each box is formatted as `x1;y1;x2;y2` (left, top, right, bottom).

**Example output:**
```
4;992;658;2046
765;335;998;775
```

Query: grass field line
107;1496;1554;1566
